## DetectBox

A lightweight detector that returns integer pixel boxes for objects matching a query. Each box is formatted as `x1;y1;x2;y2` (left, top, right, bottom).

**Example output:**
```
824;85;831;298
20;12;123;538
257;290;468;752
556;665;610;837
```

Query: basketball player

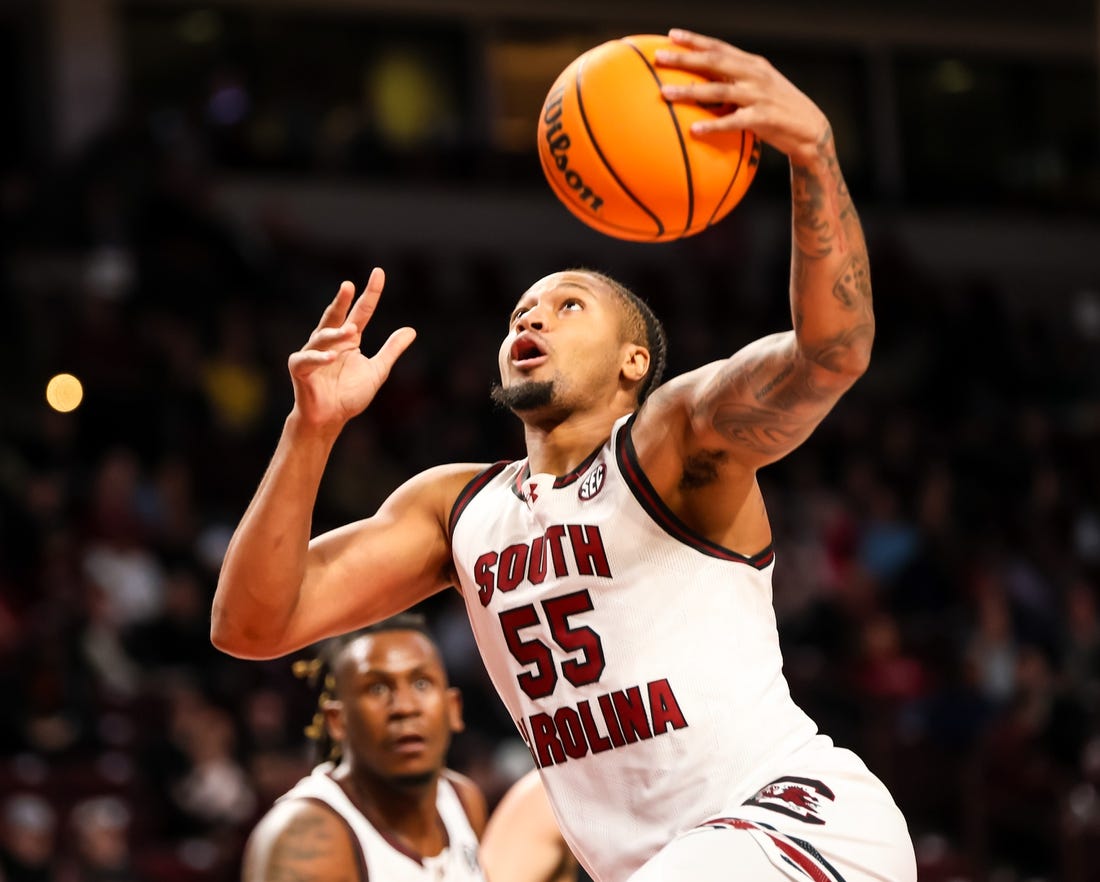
481;770;580;882
214;28;916;882
241;614;488;882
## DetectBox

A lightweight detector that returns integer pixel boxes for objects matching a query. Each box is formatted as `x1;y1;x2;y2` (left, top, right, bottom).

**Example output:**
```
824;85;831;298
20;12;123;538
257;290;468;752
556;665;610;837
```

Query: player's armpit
242;800;361;882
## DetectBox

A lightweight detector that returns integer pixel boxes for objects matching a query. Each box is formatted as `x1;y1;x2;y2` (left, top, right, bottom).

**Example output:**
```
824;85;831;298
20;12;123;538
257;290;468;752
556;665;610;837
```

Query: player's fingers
689;106;756;136
288;348;337;376
655;43;760;83
369;327;417;378
666;28;739;54
660;81;753;107
314;281;355;332
305;323;359;350
347;266;386;330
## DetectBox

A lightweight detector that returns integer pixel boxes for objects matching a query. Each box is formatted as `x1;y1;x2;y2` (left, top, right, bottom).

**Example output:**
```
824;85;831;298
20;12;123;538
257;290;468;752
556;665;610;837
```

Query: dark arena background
1;1;1099;880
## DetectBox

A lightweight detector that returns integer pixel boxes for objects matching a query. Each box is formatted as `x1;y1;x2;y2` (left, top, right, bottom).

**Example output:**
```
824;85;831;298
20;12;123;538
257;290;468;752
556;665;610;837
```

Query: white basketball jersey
278;765;486;882
450;414;819;882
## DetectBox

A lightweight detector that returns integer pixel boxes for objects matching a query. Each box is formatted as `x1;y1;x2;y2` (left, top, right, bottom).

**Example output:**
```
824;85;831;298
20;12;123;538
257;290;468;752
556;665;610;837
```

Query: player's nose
516;303;549;332
388;682;421;716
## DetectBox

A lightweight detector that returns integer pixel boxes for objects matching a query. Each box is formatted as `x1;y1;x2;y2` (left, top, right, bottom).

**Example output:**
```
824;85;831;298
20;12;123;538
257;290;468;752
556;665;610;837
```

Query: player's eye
562;299;583;312
367;682;389;697
413;676;432;690
510;306;529;324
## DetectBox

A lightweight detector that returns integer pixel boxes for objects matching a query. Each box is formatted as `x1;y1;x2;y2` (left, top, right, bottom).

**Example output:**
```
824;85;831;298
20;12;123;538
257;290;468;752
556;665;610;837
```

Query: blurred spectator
966;566;1019;708
169;705;256;832
61;796;143;882
199;304;269;438
1064;578;1100;712
79;581;142;700
853;612;931;703
123;564;220;679
0;794;57;882
80;450;165;629
982;645;1090;875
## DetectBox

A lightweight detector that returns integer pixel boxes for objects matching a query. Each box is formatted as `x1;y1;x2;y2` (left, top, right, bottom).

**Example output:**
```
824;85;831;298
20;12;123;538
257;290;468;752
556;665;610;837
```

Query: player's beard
490;379;555;411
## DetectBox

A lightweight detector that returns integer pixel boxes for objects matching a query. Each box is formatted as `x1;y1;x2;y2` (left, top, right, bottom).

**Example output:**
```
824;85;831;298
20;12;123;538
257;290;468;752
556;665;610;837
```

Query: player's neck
523;405;631;476
335;765;445;851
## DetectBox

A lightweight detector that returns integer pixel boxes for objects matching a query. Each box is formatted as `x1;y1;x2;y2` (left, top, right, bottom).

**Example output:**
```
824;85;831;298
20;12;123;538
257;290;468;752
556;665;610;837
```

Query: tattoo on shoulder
711;352;847;455
263;813;353;882
713;402;806;455
751;360;827;411
753;362;795;401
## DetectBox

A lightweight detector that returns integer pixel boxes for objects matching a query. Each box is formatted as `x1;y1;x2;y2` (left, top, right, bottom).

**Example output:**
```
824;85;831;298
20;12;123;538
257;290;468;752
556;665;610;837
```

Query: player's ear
622;344;650;385
445;687;465;734
323;698;347;742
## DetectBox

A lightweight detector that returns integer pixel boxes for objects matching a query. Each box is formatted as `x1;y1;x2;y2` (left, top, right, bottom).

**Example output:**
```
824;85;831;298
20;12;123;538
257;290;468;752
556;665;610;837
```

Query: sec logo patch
579;463;606;501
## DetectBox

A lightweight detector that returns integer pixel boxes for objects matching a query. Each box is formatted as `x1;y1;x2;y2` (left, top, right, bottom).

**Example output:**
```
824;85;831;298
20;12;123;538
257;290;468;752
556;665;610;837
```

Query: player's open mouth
510;335;548;367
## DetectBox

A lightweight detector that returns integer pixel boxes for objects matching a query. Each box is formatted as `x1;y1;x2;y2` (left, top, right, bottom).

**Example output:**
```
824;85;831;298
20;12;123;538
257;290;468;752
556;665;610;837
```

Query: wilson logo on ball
542;87;605;212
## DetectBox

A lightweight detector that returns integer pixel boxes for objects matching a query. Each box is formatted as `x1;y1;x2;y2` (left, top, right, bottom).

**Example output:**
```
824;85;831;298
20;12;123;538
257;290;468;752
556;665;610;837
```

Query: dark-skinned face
495;271;647;417
325;630;463;788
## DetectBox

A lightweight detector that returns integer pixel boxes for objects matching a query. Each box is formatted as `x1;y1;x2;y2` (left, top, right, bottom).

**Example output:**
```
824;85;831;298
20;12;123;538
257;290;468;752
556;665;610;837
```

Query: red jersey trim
449;461;511;538
507;441;606;502
699;817;847;882
615;414;775;568
511;464;531;502
553;443;604;488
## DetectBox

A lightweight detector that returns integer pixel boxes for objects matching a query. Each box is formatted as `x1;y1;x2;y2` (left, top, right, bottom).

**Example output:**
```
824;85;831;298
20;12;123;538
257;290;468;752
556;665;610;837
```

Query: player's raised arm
210;269;461;660
655;30;874;467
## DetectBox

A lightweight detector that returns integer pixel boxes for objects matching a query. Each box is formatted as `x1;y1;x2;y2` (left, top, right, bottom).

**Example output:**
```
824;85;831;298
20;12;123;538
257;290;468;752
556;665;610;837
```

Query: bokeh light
45;372;84;412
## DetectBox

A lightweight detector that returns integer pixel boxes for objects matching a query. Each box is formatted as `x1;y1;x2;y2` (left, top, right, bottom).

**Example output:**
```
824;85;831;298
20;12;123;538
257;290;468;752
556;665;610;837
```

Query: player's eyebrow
509;279;597;317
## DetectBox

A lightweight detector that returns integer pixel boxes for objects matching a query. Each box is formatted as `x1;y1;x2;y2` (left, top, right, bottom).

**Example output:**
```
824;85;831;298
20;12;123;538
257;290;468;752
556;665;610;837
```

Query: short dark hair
573;269;668;403
322;612;433;669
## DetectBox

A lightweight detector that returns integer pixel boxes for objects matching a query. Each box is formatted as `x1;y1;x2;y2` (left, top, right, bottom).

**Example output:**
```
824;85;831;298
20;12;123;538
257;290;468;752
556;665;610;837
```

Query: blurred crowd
1;108;1098;882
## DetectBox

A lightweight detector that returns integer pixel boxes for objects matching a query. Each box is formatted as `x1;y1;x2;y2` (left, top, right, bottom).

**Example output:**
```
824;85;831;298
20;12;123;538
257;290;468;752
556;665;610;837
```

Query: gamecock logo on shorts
744;776;835;825
578;462;606;501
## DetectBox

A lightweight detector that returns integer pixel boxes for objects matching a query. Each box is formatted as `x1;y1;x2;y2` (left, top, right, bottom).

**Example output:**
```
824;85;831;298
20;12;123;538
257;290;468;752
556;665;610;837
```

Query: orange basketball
537;34;761;242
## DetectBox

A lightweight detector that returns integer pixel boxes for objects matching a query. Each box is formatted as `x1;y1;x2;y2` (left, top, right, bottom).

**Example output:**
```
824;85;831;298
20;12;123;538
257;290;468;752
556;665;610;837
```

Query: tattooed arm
691;130;873;466
242;800;361;882
655;30;874;468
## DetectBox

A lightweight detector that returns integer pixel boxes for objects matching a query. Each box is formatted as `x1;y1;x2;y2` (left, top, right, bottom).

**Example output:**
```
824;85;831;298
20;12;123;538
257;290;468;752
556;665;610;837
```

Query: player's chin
385;742;439;766
490;378;555;411
385;763;438;790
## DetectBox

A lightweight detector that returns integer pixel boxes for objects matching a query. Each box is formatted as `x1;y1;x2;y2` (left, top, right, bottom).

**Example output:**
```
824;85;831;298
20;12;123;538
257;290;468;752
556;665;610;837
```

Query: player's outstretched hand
288;267;416;433
655;28;830;164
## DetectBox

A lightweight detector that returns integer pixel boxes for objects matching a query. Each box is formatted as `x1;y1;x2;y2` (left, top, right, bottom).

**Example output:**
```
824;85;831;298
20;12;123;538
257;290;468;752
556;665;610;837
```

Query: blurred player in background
242;614;488;882
215;28;916;882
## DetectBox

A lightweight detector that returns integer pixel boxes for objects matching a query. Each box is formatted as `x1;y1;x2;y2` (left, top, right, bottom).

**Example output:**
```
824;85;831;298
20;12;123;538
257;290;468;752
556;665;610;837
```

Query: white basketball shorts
627;737;916;882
